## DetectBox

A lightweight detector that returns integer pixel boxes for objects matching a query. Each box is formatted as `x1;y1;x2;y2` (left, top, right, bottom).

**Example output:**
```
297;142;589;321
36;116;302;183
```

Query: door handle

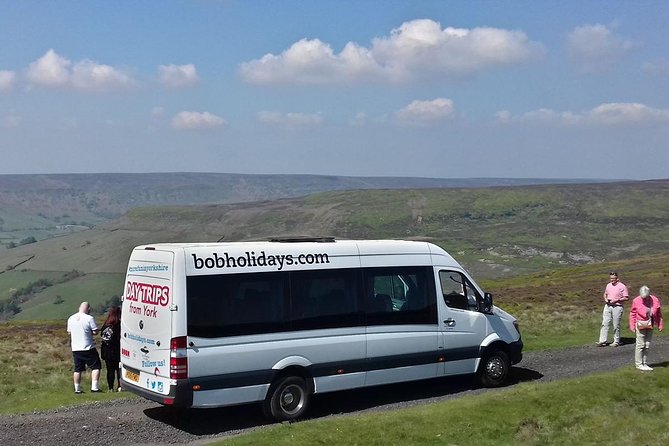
444;318;456;327
140;347;149;354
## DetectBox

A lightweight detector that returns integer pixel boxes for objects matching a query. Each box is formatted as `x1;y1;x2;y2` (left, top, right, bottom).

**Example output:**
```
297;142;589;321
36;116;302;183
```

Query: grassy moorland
302;182;669;277
0;321;131;415
2;180;668;284
1;173;574;246
487;252;669;350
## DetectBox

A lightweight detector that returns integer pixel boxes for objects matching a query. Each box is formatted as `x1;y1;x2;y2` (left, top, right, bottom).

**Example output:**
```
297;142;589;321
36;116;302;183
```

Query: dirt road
2;336;668;446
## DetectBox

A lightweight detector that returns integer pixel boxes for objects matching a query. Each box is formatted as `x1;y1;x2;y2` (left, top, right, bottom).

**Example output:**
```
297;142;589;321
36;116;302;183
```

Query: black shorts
72;348;102;372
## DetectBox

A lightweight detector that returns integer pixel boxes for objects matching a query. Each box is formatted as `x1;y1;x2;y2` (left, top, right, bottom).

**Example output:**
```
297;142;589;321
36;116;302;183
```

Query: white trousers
599;304;623;344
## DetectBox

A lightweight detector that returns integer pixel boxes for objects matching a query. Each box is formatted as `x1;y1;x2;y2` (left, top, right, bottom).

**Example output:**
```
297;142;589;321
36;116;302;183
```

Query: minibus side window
439;270;480;312
290;268;362;330
187;272;288;337
364;266;437;325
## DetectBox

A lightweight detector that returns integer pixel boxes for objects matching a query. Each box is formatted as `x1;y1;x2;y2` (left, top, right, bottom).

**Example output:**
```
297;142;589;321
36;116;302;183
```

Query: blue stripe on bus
191;346;481;391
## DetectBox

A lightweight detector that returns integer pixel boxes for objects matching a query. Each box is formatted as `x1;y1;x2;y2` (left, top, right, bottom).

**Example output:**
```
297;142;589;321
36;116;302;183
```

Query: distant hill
2;178;667;276
2;179;666;320
0;172;611;247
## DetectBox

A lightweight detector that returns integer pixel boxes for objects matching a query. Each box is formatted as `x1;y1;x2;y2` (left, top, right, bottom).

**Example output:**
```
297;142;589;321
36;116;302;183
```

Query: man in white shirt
67;302;102;393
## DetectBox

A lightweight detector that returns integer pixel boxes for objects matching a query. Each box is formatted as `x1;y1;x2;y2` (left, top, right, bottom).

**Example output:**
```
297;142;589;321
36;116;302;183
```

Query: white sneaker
643;364;653;371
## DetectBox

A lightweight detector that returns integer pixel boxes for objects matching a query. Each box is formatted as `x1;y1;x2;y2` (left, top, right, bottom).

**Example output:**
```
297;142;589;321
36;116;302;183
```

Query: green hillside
14;273;124;320
1;173;597;247
1;179;668;321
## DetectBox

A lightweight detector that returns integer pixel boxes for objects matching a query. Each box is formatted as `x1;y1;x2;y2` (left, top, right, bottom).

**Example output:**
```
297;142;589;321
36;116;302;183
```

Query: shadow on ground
620;336;635;346
143;365;543;436
649;361;669;368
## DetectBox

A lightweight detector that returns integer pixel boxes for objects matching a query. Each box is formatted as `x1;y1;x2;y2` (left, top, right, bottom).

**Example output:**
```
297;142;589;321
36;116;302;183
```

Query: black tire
478;349;510;387
262;376;309;422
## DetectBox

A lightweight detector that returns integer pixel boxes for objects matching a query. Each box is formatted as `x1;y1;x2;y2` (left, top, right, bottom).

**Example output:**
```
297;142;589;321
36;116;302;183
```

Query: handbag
637;319;652;330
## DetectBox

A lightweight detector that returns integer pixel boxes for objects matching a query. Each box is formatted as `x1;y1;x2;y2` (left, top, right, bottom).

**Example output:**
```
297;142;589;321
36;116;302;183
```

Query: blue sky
1;1;668;179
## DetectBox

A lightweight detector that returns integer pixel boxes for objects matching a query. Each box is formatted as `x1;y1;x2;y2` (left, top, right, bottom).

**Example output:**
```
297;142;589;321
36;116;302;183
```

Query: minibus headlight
513;321;520;336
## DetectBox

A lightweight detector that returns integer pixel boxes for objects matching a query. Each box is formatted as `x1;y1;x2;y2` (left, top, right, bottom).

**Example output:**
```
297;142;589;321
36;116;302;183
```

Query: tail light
170;336;188;380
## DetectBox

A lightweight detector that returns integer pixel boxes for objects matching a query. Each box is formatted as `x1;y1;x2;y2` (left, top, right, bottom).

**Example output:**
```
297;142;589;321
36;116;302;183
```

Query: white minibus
120;238;522;421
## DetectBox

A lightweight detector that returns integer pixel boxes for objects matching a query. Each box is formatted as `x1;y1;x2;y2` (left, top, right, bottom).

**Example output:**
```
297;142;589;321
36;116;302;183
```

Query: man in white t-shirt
67;302;102;393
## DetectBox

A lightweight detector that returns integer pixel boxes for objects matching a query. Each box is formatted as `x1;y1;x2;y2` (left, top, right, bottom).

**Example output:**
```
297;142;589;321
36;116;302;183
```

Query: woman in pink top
629;286;663;371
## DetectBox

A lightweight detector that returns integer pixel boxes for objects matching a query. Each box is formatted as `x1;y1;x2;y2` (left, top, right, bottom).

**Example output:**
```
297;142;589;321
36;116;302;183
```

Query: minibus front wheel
478;348;510;387
262;376;310;422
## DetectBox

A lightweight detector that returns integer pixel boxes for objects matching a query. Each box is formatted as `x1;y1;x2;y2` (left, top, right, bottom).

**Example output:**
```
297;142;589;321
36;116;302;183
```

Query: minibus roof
133;239;459;266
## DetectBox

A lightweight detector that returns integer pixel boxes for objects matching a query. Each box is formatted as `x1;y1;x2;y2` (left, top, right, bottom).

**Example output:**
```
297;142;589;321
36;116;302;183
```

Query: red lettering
125;282;170;307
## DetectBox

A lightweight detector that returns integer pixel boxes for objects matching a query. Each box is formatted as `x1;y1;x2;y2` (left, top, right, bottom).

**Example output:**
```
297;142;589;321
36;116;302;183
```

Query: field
487;252;669;350
0;321;131;415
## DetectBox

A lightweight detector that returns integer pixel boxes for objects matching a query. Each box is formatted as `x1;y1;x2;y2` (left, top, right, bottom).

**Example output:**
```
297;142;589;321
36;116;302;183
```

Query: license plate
125;370;140;383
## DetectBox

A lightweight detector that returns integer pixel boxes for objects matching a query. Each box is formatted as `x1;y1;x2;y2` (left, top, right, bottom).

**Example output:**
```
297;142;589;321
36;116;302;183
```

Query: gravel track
2;336;668;446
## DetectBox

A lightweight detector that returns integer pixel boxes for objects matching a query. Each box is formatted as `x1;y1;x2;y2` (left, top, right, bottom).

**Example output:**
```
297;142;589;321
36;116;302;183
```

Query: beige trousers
635;328;653;367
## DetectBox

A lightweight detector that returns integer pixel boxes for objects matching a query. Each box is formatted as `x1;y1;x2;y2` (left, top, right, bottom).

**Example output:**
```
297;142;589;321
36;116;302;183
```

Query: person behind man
597;271;629;347
67;302;102;393
629;285;663;371
100;306;122;392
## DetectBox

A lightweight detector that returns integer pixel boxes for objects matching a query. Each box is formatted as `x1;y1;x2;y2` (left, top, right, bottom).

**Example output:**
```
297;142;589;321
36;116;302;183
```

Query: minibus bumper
508;338;523;365
122;378;193;408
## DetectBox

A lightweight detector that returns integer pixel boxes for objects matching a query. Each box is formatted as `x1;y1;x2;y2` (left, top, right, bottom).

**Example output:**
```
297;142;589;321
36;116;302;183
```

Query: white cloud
26;49;71;87
257;111;324;127
567;24;632;73
240;19;543;85
588;103;669;125
373;20;543;80
171;111;226;130
70;60;135;91
395;98;455;125
241;39;380;85
26;49;135;92
0;71;17;92
496;102;669;126
158;64;199;87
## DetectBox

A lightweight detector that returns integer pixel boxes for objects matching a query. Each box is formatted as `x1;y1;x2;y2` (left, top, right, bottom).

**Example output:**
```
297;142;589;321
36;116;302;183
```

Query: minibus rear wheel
478;348;510;387
262;376;310;422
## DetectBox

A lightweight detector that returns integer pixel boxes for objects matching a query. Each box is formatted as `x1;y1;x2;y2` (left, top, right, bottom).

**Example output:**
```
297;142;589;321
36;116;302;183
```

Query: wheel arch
269;364;315;395
480;339;511;357
477;341;512;387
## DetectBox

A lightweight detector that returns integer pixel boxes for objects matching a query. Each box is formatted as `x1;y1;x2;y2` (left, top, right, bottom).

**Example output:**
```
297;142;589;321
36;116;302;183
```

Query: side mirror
481;292;493;314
